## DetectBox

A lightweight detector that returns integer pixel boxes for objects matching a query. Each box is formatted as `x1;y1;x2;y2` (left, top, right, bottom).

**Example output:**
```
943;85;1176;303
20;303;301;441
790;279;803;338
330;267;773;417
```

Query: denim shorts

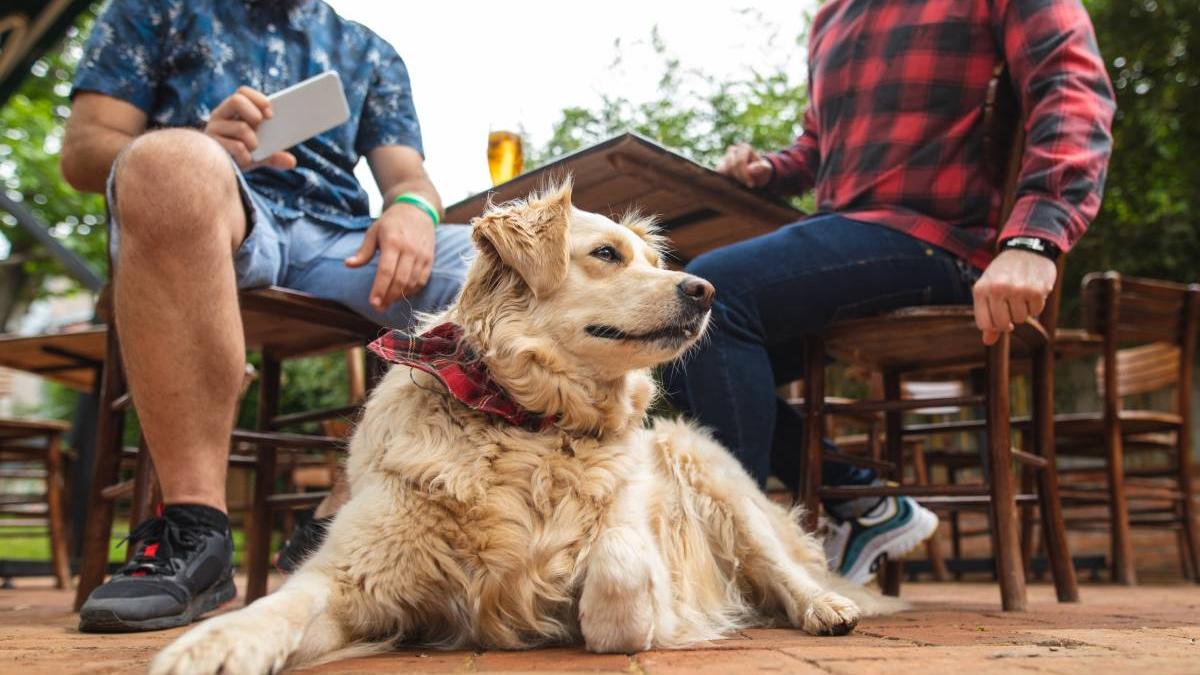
108;162;474;329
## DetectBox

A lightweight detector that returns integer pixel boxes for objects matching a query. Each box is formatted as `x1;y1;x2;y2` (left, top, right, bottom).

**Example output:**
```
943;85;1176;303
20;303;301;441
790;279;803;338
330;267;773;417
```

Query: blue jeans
661;215;975;513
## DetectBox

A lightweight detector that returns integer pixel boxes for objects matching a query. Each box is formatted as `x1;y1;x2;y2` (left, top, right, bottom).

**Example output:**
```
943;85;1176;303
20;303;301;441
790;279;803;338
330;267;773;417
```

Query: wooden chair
1054;273;1200;585
797;62;1078;609
0;418;71;588
73;286;380;610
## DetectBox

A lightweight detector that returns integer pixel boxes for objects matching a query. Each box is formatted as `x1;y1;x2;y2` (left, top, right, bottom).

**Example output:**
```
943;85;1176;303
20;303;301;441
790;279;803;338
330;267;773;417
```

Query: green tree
1069;0;1200;300
533;22;812;213
0;11;107;328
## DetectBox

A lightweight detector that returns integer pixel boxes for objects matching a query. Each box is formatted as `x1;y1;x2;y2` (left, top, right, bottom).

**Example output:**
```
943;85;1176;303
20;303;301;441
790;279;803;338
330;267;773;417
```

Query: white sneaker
823;496;939;585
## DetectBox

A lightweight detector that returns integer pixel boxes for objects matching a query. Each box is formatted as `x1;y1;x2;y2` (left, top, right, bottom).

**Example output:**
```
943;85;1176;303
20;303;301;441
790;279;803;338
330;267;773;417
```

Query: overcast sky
327;0;815;213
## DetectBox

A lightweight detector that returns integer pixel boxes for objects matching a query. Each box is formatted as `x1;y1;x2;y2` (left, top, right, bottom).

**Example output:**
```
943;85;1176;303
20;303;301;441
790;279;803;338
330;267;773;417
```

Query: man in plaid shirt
664;0;1115;584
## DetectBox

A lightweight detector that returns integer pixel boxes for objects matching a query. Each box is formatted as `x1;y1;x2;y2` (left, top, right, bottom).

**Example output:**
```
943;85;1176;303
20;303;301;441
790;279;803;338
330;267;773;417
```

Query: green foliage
1066;0;1200;313
533;22;811;211
1;11;108;310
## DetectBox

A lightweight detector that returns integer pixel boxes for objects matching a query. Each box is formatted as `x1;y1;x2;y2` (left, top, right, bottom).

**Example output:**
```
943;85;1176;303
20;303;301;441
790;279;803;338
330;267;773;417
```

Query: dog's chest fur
346;371;640;647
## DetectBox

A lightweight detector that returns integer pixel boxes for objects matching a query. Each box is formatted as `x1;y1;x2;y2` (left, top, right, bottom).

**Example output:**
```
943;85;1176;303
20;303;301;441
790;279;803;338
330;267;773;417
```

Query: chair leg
881;369;903;596
246;351;282;603
801;336;825;533
1176;527;1195;580
43;431;72;590
1104;420;1137;585
1020;464;1035;575
986;335;1026;611
1032;345;1078;601
1177;441;1200;585
74;328;128;611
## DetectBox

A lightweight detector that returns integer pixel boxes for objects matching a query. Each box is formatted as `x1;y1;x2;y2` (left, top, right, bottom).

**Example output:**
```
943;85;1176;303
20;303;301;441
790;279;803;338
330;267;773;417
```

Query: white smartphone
251;71;351;162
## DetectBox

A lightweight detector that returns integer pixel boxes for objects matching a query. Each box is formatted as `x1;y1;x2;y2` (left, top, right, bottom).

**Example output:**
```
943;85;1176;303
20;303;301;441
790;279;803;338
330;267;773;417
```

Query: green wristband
393;192;440;227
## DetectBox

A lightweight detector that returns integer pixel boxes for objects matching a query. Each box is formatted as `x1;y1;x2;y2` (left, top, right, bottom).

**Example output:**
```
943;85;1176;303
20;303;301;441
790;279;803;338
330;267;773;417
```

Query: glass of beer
487;130;524;186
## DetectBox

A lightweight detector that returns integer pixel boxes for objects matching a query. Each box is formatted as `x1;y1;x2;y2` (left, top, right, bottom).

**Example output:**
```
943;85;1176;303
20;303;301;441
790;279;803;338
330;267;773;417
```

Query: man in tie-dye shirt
64;0;472;632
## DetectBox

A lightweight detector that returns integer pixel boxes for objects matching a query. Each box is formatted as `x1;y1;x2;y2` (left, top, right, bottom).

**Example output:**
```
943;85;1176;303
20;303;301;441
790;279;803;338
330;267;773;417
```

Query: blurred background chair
0;417;71;589
1053;273;1200;585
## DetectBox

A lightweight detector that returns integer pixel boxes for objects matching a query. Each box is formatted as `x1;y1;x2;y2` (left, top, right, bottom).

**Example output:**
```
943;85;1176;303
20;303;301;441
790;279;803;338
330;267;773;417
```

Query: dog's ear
471;182;572;298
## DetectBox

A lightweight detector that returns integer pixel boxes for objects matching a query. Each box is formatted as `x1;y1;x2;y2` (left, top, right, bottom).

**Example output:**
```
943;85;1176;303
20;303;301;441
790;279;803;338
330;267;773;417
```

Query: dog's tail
824;574;910;616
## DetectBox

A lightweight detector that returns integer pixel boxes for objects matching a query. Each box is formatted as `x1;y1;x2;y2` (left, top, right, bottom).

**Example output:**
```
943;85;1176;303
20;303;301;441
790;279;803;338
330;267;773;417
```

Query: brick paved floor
3;576;1197;674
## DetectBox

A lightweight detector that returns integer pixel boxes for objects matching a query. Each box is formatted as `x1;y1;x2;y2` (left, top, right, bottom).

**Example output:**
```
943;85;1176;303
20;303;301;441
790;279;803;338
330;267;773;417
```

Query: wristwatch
1001;236;1060;261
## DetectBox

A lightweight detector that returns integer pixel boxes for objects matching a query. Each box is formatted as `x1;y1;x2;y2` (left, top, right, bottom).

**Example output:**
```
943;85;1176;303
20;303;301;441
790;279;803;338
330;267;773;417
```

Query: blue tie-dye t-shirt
73;0;422;230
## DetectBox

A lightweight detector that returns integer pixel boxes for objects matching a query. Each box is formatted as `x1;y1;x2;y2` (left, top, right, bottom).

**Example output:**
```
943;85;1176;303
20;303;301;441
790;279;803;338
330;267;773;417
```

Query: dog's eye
590;245;622;263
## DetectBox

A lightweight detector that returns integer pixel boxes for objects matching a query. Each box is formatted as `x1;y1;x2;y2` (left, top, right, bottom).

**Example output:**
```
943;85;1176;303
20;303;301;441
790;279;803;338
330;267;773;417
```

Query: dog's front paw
798;591;860;636
580;582;655;654
148;609;292;675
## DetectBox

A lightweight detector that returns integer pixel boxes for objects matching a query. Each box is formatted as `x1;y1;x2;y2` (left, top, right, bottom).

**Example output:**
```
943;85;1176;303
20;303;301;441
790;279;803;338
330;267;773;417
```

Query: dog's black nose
677;275;716;311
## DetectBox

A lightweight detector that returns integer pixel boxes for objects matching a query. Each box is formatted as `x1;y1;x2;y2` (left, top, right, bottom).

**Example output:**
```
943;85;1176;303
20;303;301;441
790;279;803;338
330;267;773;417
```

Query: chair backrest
1083;272;1200;405
1083;273;1200;346
1095;342;1181;399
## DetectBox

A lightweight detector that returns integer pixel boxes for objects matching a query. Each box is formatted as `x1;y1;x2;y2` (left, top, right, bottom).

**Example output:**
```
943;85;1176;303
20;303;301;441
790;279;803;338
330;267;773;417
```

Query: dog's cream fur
150;184;898;675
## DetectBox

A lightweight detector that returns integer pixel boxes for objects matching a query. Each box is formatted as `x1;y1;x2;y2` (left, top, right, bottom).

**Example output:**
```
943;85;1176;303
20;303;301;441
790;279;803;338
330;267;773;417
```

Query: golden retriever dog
150;183;897;674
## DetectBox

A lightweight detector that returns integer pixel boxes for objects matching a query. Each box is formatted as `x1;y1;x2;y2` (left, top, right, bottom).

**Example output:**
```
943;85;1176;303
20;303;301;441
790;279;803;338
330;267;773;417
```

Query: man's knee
113;129;239;242
685;248;760;338
684;248;738;299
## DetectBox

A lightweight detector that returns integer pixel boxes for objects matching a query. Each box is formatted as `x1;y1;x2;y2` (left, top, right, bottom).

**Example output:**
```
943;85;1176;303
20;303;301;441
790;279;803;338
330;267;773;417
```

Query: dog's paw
798;591;861;636
581;612;654;654
148;610;293;675
580;584;655;654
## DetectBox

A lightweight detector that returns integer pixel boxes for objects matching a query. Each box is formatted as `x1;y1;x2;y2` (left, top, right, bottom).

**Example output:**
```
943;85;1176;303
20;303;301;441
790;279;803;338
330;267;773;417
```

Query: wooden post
881;369;904;596
802;336;825;532
73;329;128;611
44;430;71;590
1101;275;1136;585
246;351;281;602
1032;342;1079;601
986;334;1027;611
1177;286;1200;584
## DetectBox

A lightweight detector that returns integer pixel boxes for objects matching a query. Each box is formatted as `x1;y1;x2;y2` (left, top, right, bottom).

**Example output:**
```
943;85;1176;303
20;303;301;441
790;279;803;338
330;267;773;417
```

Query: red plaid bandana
367;322;557;432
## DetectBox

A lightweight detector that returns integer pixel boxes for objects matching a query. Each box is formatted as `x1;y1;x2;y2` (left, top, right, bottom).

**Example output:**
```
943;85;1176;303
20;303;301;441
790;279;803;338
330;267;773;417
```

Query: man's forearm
61;123;138;194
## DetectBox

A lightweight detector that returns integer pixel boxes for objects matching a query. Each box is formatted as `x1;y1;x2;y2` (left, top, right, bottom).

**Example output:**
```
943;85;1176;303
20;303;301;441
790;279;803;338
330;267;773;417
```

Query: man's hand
972;249;1057;345
203;86;297;170
344;203;436;310
716;143;773;188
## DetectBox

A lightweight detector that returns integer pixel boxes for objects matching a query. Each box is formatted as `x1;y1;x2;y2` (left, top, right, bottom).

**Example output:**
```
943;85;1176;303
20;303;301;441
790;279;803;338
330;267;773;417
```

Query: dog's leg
730;492;861;635
653;419;860;636
149;568;346;675
580;467;676;653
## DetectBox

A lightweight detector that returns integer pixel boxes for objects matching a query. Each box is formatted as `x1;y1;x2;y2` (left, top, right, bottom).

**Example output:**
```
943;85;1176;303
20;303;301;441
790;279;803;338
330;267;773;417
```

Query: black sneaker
78;508;236;633
274;513;333;574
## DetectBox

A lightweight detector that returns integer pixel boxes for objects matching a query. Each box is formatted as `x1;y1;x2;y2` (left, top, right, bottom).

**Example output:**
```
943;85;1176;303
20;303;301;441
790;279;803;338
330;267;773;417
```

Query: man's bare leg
112;128;248;513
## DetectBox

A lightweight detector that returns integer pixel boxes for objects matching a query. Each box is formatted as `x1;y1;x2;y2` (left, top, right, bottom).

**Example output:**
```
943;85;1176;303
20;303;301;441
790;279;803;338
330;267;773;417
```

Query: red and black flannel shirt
367;323;557;432
764;0;1116;269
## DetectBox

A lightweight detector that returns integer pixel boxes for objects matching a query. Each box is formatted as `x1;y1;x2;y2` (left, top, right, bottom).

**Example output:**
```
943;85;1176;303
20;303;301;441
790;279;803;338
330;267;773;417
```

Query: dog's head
456;181;713;383
445;182;711;434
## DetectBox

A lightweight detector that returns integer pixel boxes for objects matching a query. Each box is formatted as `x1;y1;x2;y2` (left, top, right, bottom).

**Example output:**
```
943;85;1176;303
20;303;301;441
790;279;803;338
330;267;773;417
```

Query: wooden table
0;327;107;392
445;133;804;263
